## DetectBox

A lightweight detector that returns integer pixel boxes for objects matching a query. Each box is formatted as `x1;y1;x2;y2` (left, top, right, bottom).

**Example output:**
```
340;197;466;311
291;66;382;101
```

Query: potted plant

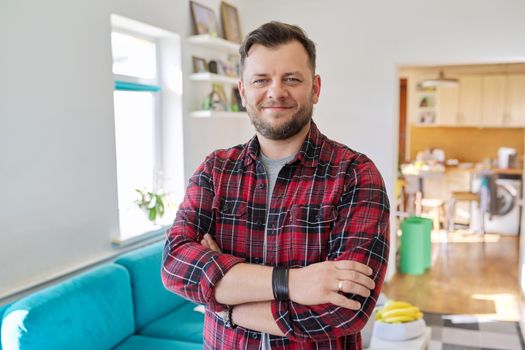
135;188;167;224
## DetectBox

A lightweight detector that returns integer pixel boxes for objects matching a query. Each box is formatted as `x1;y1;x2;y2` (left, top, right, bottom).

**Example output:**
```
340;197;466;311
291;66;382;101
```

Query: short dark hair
239;21;316;75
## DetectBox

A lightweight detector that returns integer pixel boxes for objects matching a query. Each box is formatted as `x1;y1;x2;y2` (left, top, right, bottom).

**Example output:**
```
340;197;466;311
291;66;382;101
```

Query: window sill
111;225;169;247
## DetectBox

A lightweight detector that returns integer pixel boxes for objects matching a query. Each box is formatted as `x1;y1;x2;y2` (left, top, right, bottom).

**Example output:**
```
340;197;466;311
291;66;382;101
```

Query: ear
311;74;321;104
238;79;246;107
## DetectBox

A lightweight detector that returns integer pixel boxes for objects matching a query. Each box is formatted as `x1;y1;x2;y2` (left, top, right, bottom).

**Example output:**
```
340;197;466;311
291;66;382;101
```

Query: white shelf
189;72;239;85
190;110;248;119
187;34;240;54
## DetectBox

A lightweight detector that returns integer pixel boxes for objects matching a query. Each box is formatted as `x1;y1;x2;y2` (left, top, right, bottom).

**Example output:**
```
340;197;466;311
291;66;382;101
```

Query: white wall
238;0;525;279
0;0;244;299
2;0;525;298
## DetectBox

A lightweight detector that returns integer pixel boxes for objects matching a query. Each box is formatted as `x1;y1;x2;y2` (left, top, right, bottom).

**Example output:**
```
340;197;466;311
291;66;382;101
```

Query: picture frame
192;56;208;73
220;2;242;43
190;1;219;37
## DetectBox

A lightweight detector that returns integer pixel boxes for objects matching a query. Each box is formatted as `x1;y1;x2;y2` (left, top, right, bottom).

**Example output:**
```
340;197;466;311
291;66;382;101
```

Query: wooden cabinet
457;75;482;126
436;85;459;125
481;75;506;126
411;72;525;128
505;74;525;126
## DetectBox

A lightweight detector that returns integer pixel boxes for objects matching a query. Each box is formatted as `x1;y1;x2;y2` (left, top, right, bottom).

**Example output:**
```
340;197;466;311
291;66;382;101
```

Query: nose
267;81;288;100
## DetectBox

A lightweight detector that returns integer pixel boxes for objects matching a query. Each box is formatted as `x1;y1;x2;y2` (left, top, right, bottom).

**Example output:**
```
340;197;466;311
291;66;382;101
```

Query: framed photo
192;56;208;73
190;1;219;37
220;2;242;43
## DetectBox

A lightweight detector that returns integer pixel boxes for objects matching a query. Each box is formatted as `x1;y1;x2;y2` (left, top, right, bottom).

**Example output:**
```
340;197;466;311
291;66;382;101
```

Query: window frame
110;14;184;245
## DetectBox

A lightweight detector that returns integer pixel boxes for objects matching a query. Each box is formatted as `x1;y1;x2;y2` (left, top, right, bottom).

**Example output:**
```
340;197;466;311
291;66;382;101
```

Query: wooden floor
382;231;522;321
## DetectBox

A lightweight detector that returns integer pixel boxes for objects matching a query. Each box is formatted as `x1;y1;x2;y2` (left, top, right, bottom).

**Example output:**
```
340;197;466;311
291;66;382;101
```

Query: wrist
225;306;237;329
272;267;290;301
287;268;299;302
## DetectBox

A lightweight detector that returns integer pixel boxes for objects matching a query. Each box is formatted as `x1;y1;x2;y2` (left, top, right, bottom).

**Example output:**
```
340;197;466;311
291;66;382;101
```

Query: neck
257;122;311;160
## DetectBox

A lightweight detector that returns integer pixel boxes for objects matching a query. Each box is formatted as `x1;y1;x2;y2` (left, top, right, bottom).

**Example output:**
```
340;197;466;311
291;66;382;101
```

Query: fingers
337;279;371;298
200;234;222;253
330;292;361;310
333;260;373;276
337;270;376;290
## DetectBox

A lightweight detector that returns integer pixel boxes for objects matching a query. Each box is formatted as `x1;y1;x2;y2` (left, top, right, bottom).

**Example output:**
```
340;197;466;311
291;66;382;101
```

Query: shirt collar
244;121;322;168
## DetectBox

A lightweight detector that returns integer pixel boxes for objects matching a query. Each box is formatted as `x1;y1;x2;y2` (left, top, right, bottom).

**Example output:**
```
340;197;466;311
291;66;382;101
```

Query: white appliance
470;177;522;235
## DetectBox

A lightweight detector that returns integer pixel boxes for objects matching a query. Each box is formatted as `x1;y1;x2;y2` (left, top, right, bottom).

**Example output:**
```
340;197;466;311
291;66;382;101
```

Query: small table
365;327;431;350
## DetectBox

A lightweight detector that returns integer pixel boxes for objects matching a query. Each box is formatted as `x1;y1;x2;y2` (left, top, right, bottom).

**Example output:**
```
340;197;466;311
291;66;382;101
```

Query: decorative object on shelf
219;57;239;77
204;84;228;111
192;56;208;73
220;1;242;44
418;111;435;124
208;60;218;74
231;87;245;112
418;95;435;108
190;1;219;37
135;188;167;223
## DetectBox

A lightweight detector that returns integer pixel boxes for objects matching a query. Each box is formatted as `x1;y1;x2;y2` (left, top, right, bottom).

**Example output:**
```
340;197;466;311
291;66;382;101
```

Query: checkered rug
424;312;524;350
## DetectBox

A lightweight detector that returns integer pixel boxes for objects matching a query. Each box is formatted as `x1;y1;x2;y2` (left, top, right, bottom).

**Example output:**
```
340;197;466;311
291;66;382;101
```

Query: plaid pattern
162;122;390;349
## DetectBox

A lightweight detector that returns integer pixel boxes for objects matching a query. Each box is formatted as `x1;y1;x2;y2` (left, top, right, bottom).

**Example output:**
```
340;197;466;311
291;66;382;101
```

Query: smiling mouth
263;106;292;110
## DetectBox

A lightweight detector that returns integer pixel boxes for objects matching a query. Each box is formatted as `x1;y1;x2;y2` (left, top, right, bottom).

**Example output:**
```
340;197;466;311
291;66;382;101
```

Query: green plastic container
399;216;432;274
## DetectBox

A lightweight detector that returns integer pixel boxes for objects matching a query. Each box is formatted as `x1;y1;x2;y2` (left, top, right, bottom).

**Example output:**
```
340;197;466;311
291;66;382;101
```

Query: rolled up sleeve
161;155;246;312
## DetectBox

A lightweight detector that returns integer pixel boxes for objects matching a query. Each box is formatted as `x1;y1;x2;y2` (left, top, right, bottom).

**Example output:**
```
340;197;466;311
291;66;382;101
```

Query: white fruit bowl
373;318;426;341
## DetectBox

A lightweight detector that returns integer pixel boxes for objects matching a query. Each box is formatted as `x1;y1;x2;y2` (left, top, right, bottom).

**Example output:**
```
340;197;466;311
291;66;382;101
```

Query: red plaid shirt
162;122;390;349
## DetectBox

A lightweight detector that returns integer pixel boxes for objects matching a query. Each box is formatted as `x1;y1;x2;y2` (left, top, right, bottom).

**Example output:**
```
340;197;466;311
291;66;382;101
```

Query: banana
381;315;416;323
376;300;424;324
383;300;412;310
381;306;420;319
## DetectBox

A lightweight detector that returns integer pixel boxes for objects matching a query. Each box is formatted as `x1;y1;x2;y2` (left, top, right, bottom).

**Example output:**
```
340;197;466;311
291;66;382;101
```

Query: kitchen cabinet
435;85;459;125
457;75;482;126
412;73;525;128
505;74;525;126
481;75;506;127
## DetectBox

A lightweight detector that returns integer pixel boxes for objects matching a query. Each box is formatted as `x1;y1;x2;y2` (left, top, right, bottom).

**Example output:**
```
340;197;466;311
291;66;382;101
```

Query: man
162;21;390;349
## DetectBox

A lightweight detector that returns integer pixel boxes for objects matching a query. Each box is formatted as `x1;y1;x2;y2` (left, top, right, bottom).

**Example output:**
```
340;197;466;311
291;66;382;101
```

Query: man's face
239;41;321;140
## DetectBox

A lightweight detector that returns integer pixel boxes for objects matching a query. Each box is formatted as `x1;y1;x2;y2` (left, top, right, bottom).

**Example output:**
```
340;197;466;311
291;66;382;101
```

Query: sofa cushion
137;302;204;343
114;335;202;350
115;242;187;330
1;264;134;350
0;304;12;350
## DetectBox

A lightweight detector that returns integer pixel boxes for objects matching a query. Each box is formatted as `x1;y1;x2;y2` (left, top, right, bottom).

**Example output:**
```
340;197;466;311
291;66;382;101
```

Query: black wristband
226;307;237;329
272;267;289;301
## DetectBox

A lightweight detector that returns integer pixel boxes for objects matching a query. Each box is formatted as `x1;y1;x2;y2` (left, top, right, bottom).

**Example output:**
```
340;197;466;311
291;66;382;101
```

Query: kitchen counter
445;165;523;176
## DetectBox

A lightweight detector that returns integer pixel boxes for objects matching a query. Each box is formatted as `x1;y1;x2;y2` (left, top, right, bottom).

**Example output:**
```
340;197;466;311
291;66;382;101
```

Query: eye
284;77;302;84
252;79;269;86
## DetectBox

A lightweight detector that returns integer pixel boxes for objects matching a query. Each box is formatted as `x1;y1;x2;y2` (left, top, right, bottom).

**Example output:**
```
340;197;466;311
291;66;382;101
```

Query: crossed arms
162;156;390;342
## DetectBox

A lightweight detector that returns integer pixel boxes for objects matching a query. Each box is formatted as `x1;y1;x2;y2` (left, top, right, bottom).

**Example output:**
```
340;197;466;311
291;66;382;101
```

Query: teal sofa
0;242;204;350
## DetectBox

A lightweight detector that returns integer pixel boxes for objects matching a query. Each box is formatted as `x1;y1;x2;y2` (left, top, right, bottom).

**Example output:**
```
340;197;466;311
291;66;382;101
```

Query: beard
247;101;313;140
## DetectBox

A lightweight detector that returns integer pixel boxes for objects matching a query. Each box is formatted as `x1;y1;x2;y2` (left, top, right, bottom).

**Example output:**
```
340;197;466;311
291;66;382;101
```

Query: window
111;15;184;242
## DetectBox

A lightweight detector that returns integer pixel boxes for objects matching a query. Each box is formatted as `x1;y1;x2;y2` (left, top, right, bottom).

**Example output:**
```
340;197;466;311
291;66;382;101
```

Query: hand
200;234;222;253
289;260;375;310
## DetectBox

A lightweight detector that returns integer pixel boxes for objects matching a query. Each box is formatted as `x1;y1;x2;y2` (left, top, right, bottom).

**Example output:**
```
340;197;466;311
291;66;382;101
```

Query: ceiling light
419;70;459;88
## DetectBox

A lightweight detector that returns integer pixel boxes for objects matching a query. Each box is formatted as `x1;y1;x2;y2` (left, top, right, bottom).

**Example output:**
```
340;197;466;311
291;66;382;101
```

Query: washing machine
471;175;522;235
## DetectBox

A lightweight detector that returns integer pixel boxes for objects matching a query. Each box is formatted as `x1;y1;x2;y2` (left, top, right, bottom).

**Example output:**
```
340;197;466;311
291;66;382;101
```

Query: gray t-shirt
259;152;295;349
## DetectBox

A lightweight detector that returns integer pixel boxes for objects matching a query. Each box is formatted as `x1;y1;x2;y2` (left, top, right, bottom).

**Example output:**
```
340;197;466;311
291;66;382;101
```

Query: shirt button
252;333;259;339
258;183;265;189
255;220;262;226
